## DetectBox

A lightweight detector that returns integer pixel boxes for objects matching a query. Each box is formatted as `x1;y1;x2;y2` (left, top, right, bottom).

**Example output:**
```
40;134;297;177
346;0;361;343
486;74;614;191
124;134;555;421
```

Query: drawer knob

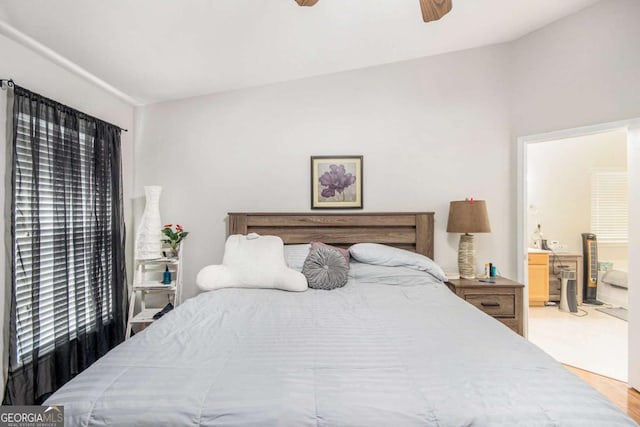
481;302;500;307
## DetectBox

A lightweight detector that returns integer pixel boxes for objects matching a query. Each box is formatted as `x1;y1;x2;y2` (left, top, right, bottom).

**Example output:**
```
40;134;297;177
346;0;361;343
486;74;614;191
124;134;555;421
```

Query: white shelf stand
125;248;183;339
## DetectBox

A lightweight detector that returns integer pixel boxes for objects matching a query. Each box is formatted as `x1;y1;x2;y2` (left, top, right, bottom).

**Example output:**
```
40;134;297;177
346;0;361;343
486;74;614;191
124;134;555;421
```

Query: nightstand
446;277;524;336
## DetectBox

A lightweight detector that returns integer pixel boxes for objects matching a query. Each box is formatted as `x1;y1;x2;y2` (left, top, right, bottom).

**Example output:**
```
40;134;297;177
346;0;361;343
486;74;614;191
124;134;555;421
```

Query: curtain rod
1;78;128;133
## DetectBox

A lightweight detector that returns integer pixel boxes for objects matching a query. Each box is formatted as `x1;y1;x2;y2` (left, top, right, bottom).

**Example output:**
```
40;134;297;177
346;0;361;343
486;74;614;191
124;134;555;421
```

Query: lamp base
458;233;476;279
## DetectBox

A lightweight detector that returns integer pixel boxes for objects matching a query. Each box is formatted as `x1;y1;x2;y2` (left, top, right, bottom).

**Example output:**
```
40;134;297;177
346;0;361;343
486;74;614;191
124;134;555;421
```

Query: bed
46;212;637;426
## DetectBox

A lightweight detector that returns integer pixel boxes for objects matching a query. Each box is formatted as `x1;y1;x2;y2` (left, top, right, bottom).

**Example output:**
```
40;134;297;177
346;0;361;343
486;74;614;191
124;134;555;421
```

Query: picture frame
311;156;363;209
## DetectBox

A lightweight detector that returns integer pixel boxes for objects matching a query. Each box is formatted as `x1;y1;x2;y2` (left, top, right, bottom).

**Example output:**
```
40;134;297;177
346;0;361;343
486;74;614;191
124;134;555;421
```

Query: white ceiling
0;0;599;105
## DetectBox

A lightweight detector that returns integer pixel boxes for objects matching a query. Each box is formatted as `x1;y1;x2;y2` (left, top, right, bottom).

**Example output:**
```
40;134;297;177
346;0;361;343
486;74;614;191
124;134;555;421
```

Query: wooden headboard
227;212;435;259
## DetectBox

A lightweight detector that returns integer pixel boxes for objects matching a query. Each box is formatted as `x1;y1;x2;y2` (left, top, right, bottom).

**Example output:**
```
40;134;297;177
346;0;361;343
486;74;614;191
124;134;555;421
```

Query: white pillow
197;234;308;292
283;244;311;272
601;270;628;289
349;262;443;286
349;243;447;282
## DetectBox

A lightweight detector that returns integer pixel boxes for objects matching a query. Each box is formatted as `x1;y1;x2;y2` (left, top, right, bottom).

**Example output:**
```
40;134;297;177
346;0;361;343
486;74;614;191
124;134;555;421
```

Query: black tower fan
581;233;603;305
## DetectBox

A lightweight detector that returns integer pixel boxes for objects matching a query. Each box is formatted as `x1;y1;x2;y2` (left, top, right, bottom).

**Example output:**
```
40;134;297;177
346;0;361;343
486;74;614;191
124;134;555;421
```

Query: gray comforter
47;263;636;426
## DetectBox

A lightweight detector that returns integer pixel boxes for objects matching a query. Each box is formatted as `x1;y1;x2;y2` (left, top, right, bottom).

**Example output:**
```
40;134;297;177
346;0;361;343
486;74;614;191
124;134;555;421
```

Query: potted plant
161;224;189;258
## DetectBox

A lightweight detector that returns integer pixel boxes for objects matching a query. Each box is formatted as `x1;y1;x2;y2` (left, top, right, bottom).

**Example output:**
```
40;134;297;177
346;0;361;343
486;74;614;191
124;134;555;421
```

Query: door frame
517;118;640;389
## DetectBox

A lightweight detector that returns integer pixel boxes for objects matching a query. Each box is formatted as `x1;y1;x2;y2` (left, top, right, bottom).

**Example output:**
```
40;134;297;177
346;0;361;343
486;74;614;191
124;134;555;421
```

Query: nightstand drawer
446;277;524;336
464;294;515;317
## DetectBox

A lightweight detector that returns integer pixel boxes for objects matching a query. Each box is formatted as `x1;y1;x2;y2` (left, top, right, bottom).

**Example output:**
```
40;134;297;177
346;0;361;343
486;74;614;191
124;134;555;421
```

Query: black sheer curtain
4;85;127;405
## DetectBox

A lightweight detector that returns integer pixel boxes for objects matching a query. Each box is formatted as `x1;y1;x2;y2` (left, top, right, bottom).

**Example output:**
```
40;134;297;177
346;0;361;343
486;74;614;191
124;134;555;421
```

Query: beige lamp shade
447;200;491;234
447;200;491;279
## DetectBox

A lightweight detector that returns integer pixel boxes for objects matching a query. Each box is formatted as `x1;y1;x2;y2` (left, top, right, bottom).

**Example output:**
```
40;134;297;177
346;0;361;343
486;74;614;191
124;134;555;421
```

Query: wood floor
564;364;640;423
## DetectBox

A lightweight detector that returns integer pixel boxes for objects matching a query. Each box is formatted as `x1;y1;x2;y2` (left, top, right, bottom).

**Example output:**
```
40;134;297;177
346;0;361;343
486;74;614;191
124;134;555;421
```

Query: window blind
590;171;628;244
13;114;115;366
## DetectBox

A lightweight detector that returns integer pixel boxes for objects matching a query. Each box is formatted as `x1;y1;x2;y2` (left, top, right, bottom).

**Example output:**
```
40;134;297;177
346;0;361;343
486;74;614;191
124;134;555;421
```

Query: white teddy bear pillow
197;233;308;292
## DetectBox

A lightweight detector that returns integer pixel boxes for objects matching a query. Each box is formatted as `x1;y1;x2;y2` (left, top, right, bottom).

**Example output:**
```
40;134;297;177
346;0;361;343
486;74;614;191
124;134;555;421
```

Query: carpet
596;307;628;321
528;306;628;381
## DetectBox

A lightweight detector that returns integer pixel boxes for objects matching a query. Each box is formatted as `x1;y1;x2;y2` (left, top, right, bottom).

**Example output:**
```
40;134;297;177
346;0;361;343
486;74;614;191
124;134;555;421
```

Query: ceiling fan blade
295;0;319;6
419;0;452;22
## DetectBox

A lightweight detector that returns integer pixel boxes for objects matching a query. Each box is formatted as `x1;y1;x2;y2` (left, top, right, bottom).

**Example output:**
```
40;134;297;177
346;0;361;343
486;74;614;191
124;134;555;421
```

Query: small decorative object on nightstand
447;199;491;279
446;277;524;336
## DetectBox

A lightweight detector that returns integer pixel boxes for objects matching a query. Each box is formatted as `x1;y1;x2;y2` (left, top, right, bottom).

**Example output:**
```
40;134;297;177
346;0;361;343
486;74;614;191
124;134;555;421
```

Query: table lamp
447;199;491;279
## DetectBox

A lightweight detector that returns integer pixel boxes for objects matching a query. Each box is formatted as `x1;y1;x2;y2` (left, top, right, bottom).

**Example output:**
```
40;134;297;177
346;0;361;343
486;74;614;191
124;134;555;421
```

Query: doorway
517;119;640;388
525;129;628;380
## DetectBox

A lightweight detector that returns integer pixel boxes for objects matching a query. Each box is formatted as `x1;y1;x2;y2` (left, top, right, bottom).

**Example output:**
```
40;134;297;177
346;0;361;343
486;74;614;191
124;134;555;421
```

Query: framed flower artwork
310;156;363;209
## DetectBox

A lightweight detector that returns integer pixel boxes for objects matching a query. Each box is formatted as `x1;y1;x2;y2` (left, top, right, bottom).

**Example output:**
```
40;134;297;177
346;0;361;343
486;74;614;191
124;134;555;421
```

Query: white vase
135;186;163;260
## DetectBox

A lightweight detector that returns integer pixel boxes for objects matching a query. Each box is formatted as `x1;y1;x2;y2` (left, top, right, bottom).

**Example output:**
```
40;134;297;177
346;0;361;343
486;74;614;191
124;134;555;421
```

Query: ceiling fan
294;0;453;23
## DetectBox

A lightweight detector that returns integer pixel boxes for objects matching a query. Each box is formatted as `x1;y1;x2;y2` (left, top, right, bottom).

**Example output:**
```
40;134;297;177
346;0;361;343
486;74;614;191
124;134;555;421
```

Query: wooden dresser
446;277;524;336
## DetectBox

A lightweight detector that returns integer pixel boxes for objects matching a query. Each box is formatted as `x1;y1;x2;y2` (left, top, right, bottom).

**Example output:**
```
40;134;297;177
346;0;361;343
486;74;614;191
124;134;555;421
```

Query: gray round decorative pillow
302;246;349;290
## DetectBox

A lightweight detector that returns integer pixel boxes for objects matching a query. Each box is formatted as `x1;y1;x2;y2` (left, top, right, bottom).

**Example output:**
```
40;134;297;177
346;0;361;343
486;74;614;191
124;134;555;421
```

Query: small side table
125;250;184;339
446;277;524;336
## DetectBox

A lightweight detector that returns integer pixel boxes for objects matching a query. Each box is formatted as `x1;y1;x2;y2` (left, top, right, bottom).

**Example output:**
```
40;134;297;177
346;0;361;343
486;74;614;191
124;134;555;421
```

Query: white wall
510;0;640;389
136;45;514;300
510;0;640;137
527;130;628;270
0;33;135;390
